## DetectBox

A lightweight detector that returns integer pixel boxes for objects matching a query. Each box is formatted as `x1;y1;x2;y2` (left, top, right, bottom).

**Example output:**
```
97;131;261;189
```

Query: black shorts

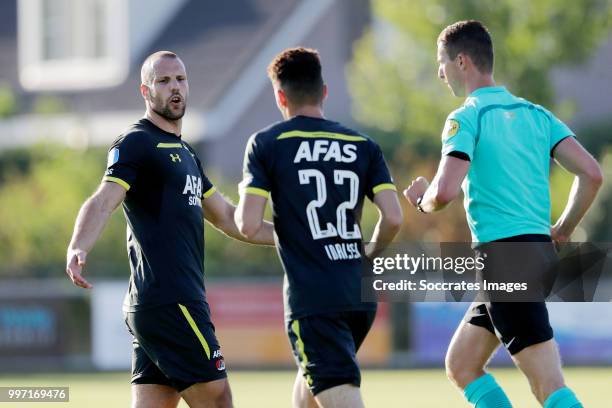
466;234;555;355
124;301;227;392
287;309;376;396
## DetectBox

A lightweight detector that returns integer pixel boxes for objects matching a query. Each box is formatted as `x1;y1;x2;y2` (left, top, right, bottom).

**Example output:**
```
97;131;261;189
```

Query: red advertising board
206;281;391;367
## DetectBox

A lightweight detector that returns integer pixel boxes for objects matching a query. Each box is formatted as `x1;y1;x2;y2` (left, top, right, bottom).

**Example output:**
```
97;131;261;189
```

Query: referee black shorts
465;234;556;355
124;301;227;392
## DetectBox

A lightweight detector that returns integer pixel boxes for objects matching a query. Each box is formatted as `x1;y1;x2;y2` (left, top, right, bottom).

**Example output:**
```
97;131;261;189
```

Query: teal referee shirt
441;86;574;243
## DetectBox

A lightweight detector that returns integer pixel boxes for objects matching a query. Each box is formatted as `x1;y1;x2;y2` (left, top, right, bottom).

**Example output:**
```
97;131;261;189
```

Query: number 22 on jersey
298;169;361;240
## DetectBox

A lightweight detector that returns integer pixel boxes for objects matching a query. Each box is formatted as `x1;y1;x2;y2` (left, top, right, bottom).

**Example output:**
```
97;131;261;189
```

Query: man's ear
277;88;288;108
140;83;149;100
457;53;467;71
322;84;328;102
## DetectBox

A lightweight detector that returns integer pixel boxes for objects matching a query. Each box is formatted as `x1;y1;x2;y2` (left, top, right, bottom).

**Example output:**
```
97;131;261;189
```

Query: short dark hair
267;47;324;106
141;51;179;85
438;20;494;74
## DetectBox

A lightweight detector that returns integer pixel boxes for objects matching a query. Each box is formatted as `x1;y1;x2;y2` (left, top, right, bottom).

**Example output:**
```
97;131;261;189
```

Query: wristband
416;196;426;213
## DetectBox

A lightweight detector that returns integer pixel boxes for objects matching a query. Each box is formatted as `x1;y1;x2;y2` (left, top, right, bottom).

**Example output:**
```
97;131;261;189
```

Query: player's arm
404;155;470;212
551;137;603;242
234;191;269;240
66;181;126;289
364;190;403;260
203;191;274;246
235;188;276;244
234;131;275;243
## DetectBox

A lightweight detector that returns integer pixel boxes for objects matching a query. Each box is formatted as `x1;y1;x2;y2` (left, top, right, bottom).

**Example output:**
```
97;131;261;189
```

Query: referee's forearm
420;187;451;212
554;175;602;235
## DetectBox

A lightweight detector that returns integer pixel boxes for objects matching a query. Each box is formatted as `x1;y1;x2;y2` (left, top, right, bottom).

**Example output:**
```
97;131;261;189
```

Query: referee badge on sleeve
442;119;460;141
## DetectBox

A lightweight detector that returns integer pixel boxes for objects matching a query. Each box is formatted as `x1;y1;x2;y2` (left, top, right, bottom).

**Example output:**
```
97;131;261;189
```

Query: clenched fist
403;177;430;208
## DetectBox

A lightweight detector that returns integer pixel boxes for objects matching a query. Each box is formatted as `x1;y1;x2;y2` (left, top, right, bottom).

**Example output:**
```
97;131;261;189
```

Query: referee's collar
470;86;507;97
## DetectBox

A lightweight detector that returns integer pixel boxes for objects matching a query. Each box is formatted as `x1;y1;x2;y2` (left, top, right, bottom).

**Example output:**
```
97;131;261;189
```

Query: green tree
0;145;127;277
0;83;17;118
348;0;612;155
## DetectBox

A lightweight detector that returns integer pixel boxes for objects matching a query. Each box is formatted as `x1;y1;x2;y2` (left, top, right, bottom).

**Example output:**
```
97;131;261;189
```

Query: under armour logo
170;153;181;163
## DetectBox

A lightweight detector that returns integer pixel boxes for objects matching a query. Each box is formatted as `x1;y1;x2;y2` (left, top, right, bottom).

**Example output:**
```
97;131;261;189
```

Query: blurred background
1;0;612;406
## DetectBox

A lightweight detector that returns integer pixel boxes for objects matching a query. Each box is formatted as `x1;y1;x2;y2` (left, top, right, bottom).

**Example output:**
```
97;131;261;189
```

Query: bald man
66;51;274;408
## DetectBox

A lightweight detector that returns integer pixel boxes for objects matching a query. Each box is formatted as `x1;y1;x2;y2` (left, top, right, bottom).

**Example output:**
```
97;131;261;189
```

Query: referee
404;21;601;408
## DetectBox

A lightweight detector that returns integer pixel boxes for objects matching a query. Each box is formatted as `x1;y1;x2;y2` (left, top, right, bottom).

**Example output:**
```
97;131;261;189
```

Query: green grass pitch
1;368;610;407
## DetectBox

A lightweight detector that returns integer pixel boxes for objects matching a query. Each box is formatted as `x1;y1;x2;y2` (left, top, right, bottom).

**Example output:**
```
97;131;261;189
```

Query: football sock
543;387;582;408
464;373;512;407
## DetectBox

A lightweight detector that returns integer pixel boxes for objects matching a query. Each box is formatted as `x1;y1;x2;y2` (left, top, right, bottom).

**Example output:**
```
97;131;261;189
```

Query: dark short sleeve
239;133;272;198
365;140;396;200
103;133;146;191
194;153;215;199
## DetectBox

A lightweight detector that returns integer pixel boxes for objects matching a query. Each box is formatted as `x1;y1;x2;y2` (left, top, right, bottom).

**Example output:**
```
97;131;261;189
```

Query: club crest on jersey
107;148;119;167
442;119;460;141
294;140;357;163
215;358;225;371
212;349;225;371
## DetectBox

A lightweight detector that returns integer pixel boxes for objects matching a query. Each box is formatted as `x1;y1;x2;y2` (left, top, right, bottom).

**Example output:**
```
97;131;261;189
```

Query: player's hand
550;224;570;250
403;177;430;207
66;248;93;289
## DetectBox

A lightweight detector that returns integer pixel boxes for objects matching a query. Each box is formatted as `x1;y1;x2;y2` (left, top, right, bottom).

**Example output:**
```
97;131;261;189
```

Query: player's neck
145;110;182;137
465;75;496;96
287;105;324;120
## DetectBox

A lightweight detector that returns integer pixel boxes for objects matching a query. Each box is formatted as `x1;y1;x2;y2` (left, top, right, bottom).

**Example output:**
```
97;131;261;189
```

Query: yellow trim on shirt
202;186;217;199
372;183;397;195
277;130;367;142
243;187;270;199
156;143;183;148
103;176;130;191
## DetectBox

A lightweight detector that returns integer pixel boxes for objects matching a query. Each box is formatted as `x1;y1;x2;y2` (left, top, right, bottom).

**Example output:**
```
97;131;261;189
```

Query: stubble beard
153;103;185;121
150;93;186;121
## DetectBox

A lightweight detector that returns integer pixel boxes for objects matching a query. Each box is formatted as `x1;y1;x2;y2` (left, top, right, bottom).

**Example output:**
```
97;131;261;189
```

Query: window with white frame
18;0;129;91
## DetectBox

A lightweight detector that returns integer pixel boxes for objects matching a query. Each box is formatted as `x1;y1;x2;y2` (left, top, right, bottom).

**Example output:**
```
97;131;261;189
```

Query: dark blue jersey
103;119;216;312
241;115;396;319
